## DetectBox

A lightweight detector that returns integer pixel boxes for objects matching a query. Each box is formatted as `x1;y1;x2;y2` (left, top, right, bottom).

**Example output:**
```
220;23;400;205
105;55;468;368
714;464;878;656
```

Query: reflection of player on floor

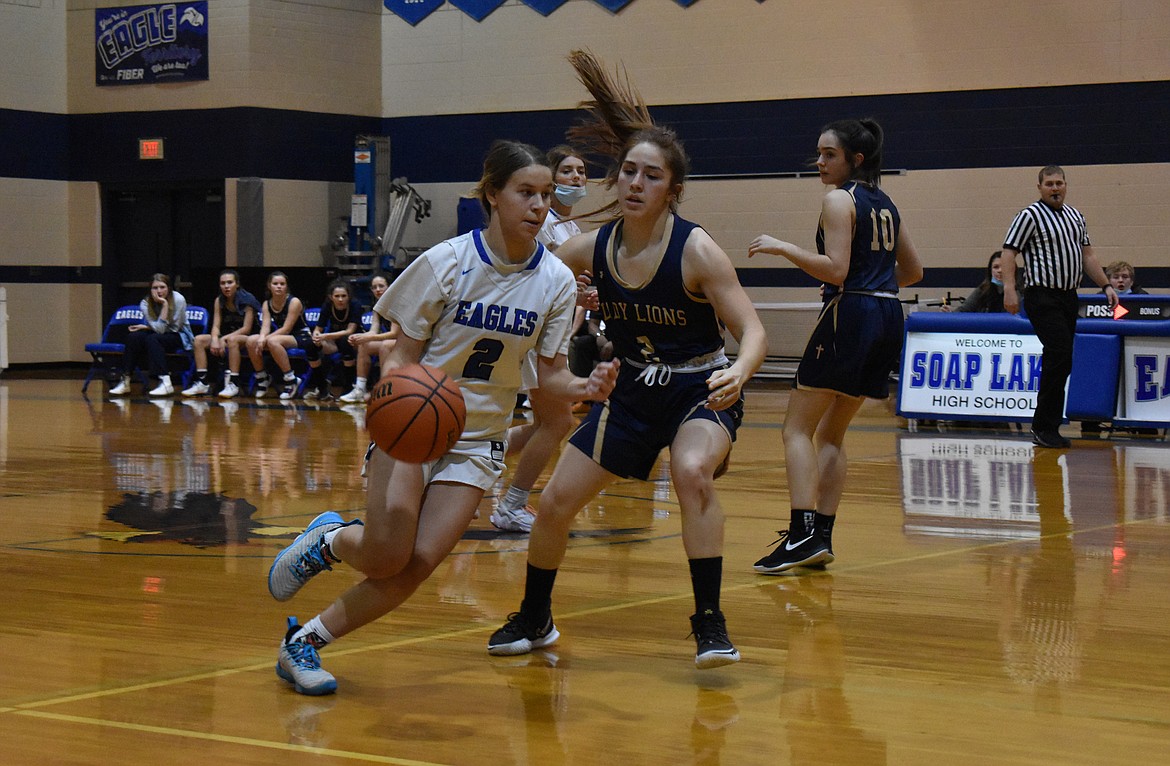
763;575;889;763
748;119;922;574
265;140;618;696
487;51;767;669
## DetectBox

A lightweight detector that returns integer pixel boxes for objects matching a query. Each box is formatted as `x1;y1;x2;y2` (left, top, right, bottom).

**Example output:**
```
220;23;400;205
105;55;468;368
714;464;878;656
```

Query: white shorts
364;438;506;491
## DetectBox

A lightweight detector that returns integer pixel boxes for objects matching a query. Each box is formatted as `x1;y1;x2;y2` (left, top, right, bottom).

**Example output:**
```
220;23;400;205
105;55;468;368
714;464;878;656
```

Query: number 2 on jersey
462;338;504;380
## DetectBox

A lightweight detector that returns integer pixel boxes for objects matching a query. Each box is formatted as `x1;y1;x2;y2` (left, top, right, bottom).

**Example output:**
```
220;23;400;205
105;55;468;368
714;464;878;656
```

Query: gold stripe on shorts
591;402;611;463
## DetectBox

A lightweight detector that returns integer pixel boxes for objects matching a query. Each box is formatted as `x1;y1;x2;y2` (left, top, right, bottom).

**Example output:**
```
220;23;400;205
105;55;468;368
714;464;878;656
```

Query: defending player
486;51;767;669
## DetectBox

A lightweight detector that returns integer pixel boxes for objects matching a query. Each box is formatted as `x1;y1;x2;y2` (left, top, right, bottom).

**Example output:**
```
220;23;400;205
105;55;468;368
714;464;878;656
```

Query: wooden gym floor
1;376;1169;764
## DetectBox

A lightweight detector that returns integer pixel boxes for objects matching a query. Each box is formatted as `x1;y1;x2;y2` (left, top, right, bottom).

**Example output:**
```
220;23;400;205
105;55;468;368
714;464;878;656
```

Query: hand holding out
747;235;792;260
576;271;599;310
705;366;745;411
584;359;620;402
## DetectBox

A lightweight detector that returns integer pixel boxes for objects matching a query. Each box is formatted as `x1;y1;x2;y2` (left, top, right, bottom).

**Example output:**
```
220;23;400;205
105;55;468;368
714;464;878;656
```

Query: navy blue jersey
266;295;308;334
820;181;900;296
216;288;260;335
315;302;359;334
590;215;724;365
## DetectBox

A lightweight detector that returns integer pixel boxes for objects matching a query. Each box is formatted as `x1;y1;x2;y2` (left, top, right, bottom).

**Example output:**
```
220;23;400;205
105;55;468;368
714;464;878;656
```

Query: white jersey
537;209;582;250
375;229;578;441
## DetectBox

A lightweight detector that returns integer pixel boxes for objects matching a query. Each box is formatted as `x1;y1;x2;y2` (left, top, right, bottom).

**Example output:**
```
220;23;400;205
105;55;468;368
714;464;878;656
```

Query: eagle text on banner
1121;336;1170;424
95;2;208;86
384;0;444;26
898;331;1045;421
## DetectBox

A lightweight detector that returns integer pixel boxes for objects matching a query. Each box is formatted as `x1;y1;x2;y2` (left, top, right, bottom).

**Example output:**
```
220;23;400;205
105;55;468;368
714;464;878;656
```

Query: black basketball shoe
487;610;559;656
753;529;834;575
689;609;740;669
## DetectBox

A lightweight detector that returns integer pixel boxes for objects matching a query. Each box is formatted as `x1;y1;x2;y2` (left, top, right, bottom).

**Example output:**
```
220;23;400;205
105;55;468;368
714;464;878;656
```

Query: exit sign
139;138;165;160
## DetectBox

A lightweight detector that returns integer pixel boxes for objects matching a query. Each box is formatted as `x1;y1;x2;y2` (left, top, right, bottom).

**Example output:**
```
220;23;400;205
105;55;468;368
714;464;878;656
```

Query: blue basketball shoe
268;511;363;601
276;616;337;696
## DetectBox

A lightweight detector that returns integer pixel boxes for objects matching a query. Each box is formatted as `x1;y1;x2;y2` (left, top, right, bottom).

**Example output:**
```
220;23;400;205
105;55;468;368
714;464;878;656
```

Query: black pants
1023;286;1079;433
123;329;183;377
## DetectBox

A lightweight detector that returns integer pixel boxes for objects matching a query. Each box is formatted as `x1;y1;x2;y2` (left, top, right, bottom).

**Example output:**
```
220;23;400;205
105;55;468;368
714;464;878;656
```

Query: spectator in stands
1104;261;1147;296
942;251;1007;313
109;273;194;398
246;271;313;401
303;279;360;401
182;269;261;396
339;273;396;403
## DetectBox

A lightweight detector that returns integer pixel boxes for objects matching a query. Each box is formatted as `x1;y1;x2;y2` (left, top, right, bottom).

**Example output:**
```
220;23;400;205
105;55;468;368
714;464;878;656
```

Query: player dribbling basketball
264;140;618;696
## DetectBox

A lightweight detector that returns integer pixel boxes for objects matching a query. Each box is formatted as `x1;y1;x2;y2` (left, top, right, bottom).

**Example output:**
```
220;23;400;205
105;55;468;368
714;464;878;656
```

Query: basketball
365;364;466;463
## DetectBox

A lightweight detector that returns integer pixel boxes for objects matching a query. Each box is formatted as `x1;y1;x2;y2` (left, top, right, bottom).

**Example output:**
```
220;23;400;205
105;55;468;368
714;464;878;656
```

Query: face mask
554;184;587;207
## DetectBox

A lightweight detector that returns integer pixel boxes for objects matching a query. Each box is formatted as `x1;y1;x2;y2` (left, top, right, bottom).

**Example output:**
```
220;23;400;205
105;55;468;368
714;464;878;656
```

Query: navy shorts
795;293;903;399
292;329;321;362
568;363;743;480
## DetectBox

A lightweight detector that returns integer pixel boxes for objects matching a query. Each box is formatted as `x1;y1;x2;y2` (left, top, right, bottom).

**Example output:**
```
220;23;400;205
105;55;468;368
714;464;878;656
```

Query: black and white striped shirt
1003;200;1091;291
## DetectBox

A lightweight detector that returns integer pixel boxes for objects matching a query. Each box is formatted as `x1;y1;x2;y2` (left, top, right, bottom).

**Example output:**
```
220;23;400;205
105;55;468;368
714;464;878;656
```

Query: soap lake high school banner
898;331;1045;421
96;2;209;86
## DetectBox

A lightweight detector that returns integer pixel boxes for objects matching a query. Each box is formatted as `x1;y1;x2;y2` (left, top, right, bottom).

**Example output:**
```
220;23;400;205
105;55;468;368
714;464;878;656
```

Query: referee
1001;165;1117;448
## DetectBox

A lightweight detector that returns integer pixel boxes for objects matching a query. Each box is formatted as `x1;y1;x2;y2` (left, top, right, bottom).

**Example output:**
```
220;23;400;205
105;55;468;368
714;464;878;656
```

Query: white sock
501;486;531;511
283;371;296;383
293;615;336;647
322;528;344;559
354;376;367;391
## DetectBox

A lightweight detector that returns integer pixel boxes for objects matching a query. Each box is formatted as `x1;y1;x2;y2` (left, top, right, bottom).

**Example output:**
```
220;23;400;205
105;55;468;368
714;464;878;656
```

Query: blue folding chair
82;305;145;393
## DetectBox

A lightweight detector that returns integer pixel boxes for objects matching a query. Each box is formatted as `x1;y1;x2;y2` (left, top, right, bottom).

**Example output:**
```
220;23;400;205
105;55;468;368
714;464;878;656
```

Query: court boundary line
2;418;1146;760
9;709;446;766
5;513;1145;710
1;514;1155;762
